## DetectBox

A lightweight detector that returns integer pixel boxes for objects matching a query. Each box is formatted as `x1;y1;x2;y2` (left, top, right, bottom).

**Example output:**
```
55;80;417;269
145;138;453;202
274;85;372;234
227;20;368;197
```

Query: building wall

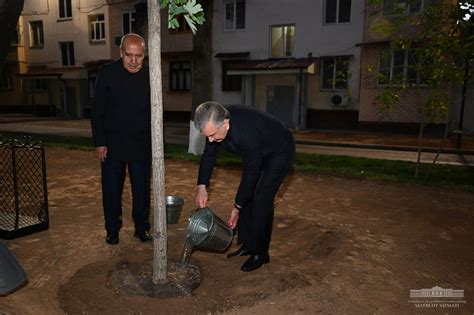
21;0;112;68
211;0;364;110
359;45;436;123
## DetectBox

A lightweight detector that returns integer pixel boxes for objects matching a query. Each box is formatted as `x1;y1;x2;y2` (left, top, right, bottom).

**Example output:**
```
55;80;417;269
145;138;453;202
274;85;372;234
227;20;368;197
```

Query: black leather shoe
134;230;152;242
106;233;119;245
227;245;252;258
241;253;270;272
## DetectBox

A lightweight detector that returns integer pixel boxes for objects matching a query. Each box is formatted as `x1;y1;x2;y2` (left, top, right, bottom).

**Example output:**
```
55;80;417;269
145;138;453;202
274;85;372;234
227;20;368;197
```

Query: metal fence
0;138;49;239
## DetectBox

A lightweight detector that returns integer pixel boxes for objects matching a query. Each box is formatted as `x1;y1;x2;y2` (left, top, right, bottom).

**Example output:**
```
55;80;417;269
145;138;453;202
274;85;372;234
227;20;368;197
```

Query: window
90;15;105;41
33;79;48;92
122;12;136;35
29;21;44;48
59;42;75;66
225;0;245;30
170;14;191;34
222;61;242;91
378;49;425;85
59;0;72;19
321;57;349;90
0;65;13;90
170;61;191;91
325;0;352;24
383;0;433;15
270;25;295;58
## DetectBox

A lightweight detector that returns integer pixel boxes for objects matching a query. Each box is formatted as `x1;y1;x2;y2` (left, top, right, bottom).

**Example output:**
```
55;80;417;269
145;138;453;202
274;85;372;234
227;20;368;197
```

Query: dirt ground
1;147;473;314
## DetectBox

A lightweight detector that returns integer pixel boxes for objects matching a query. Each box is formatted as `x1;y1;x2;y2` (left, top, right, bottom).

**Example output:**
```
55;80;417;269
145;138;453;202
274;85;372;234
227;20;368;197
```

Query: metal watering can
186;207;233;251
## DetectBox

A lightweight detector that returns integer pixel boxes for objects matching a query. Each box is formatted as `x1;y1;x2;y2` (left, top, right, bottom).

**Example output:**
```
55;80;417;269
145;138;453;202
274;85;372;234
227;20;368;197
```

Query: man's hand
227;208;240;229
195;185;208;208
95;146;107;162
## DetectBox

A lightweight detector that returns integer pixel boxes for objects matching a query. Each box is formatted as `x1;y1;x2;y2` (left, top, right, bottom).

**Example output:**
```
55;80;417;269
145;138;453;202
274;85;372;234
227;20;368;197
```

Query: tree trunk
147;0;167;284
188;0;213;155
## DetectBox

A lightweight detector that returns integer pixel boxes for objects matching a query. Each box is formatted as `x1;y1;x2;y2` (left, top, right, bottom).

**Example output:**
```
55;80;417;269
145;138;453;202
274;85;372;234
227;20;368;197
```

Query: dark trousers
101;158;151;235
237;144;295;255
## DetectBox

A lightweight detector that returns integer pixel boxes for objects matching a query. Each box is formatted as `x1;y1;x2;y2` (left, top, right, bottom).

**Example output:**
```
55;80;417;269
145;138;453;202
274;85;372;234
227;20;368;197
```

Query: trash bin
0;138;49;239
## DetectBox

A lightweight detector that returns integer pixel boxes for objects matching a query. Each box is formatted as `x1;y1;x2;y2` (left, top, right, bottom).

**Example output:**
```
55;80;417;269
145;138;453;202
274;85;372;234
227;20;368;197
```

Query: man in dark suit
91;33;152;245
194;101;295;272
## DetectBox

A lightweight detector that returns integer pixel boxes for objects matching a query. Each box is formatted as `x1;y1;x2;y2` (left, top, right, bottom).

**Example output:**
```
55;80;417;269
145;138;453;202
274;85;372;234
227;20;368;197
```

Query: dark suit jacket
91;59;151;161
197;105;294;207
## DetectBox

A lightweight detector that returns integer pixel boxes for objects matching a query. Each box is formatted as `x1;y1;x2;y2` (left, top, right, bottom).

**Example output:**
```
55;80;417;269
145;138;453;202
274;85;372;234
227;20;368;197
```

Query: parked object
0;241;27;295
186;207;233;251
0;138;49;239
166;195;184;224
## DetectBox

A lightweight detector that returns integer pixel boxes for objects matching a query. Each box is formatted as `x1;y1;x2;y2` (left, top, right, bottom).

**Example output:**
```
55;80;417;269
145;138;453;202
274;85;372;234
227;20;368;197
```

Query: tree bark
147;0;167;284
188;0;213;154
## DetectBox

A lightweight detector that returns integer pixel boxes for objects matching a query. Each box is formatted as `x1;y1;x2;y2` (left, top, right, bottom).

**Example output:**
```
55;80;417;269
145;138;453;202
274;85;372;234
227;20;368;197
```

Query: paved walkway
1;115;473;166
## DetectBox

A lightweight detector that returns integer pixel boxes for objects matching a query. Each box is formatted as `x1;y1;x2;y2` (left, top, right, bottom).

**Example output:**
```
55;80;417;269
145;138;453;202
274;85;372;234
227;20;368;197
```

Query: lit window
170;61;191;91
321;57;349;90
123;12;136;35
270;25;295;58
59;42;75;66
225;0;245;30
29;21;44;48
325;0;351;24
59;0;72;19
90;14;106;41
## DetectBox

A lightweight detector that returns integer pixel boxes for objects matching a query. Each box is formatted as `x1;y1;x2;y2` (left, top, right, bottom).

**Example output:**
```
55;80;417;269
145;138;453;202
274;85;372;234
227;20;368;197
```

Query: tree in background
0;0;24;62
367;0;474;177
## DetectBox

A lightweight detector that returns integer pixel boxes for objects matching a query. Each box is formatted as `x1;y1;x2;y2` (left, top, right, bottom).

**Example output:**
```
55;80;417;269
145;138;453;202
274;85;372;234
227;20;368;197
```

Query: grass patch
2;132;473;192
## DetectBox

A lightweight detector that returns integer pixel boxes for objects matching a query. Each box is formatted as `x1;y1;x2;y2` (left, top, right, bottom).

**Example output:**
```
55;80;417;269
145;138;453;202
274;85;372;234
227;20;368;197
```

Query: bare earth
1;147;473;314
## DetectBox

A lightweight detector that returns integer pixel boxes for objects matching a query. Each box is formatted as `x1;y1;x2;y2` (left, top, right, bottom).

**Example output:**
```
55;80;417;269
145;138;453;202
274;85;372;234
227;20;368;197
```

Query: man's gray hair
120;33;146;51
194;101;230;132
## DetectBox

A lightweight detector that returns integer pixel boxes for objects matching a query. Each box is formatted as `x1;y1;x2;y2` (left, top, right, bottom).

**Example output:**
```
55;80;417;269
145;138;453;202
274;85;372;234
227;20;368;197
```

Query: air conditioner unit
330;93;349;107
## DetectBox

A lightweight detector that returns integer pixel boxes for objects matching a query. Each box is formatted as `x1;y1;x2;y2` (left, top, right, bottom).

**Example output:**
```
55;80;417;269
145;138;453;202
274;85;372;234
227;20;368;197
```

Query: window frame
224;0;246;31
58;0;72;20
269;24;296;58
89;14;106;42
169;61;192;91
59;41;75;67
324;0;352;24
378;48;426;86
122;11;136;35
320;56;349;91
382;0;431;16
29;20;44;48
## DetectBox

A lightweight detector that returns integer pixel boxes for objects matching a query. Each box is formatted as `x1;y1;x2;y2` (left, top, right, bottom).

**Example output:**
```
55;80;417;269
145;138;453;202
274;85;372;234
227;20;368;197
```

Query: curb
294;140;474;156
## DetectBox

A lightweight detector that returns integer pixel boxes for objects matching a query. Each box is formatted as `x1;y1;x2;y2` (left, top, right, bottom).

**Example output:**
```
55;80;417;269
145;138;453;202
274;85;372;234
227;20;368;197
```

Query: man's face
121;40;145;73
202;119;230;143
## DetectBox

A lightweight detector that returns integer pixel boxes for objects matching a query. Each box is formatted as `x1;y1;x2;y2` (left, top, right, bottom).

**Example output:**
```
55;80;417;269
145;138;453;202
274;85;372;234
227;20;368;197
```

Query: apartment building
0;0;192;118
210;0;365;129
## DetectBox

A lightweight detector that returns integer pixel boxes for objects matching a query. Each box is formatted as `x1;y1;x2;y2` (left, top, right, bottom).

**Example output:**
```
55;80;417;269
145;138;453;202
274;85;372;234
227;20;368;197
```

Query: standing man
194;102;295;272
91;33;152;245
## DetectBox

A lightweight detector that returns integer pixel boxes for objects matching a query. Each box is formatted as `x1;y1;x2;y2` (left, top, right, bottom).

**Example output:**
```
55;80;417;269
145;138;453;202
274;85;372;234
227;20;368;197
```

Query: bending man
195;102;295;272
